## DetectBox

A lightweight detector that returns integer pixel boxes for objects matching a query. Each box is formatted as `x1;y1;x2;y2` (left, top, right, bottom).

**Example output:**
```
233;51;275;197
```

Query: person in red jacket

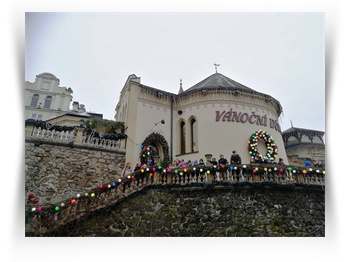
27;194;38;204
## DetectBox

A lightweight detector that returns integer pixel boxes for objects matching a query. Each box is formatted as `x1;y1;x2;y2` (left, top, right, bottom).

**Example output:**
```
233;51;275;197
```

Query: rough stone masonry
25;142;125;204
49;185;325;237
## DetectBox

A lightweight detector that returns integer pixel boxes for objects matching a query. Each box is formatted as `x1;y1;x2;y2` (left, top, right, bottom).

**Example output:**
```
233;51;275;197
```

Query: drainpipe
170;95;174;161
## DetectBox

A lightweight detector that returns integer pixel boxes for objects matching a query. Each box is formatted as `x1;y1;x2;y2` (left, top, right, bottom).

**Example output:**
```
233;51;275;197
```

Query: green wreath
247;129;278;161
140;132;170;166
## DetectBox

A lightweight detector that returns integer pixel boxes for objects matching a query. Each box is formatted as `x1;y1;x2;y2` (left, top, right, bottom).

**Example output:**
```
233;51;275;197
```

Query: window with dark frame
30;94;39;107
191;118;197;152
44;96;52;109
180;121;186;154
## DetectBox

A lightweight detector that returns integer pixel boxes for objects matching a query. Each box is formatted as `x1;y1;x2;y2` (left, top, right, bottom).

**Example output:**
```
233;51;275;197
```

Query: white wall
173;103;288;165
126;96;288;167
132;101;172;168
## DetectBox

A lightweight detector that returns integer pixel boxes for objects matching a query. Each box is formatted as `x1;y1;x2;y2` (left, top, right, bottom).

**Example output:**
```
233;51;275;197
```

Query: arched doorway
140;132;170;166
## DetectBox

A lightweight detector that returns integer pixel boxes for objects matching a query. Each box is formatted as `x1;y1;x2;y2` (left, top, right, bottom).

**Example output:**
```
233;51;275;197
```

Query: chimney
79;104;86;113
72;101;79;111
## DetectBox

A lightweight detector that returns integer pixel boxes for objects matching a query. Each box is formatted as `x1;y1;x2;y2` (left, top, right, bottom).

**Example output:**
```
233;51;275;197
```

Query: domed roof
35;72;60;85
36;72;60;80
181;72;283;116
186;72;255;92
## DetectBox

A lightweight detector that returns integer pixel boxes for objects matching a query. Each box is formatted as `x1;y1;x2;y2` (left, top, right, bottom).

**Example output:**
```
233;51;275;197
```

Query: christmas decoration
25;119;127;141
247;130;278;161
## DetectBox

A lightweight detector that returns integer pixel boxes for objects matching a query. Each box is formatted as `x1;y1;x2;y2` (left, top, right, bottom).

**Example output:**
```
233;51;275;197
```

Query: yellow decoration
252;147;255;150
264;168;267;171
248;141;250;144
249;151;252;154
147;147;150;151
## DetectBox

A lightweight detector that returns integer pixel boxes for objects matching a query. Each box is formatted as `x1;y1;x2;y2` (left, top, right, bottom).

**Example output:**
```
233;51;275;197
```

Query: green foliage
160;154;171;169
85;118;124;134
25;119;77;131
25;118;127;141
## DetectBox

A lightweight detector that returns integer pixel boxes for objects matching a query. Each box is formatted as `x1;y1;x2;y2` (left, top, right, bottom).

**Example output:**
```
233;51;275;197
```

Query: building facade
25;73;103;122
282;127;325;166
115;72;289;168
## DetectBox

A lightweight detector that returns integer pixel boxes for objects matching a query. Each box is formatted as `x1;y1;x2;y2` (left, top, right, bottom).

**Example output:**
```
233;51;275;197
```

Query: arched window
287;135;298;145
191;118;197;152
44;96;52;109
180;121;186;154
30;94;39;107
312;136;323;144
301;135;311;143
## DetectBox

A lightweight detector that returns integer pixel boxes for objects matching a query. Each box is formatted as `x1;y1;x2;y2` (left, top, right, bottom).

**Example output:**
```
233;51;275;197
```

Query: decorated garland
140;132;170;166
247;129;278;161
27;164;325;215
25;119;127;141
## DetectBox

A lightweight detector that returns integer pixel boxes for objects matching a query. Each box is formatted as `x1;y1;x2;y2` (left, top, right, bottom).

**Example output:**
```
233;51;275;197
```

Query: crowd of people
122;150;244;175
121;149;323;178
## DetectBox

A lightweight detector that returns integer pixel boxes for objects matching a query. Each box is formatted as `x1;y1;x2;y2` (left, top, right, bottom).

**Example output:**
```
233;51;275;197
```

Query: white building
115;72;289;168
25;73;103;122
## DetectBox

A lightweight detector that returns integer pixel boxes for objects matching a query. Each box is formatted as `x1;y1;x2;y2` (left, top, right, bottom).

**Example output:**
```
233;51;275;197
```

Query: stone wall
287;155;325;167
25;141;126;204
51;185;325;237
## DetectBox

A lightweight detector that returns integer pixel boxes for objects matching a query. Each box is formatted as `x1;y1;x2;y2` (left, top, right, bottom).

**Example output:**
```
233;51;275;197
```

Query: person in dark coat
134;161;141;172
278;158;286;166
218;154;228;165
198;159;205;166
210;157;218;165
230;150;242;164
254;156;263;164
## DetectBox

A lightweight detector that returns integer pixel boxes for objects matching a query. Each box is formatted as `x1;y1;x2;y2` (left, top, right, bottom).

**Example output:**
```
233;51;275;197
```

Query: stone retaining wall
52;185;325;237
25;141;126;204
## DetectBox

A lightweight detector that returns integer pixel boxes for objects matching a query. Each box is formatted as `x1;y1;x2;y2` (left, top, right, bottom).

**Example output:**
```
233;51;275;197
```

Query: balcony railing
25;124;126;151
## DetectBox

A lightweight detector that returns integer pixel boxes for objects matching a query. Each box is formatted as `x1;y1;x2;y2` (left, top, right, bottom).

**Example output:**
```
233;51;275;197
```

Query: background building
25;72;103;123
282;127;325;166
115;72;288;167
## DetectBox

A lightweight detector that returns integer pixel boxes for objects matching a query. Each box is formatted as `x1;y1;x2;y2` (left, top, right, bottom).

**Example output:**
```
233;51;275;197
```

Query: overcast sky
25;13;324;132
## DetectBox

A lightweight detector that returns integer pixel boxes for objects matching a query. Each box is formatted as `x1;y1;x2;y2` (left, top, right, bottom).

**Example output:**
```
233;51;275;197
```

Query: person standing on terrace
121;162;133;177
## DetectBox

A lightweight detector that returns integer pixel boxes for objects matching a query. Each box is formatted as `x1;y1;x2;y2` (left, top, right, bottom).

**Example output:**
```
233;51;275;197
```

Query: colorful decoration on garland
247;130;278;161
27;164;325;216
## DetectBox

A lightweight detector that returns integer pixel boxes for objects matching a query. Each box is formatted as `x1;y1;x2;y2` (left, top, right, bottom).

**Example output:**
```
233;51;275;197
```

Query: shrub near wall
25;142;125;205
